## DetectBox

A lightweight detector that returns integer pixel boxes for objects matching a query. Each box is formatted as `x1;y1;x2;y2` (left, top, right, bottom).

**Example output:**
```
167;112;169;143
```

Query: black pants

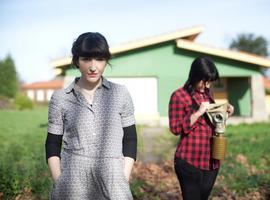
174;157;219;200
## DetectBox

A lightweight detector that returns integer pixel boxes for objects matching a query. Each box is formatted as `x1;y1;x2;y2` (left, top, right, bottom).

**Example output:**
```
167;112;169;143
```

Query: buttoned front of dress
48;77;135;159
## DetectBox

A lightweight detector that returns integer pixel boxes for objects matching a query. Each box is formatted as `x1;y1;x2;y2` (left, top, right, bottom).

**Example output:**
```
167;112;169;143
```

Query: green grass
219;123;270;193
0;108;270;199
0;107;51;199
226;123;270;168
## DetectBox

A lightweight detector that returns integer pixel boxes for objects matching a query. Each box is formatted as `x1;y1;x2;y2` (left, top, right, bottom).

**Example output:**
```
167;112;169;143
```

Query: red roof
22;79;64;90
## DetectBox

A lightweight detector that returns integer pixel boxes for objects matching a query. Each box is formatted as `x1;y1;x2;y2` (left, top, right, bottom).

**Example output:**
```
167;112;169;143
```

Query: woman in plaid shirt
169;57;234;200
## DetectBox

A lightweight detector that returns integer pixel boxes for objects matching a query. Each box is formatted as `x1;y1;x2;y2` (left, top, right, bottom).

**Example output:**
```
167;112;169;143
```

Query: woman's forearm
123;157;134;181
190;111;202;126
48;156;61;182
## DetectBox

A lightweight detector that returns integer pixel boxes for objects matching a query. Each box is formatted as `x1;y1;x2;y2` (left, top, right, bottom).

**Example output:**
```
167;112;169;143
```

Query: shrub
14;93;33;110
0;95;12;109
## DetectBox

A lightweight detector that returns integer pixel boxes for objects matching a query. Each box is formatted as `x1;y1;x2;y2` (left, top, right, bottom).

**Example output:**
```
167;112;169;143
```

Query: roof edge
51;25;204;67
110;25;204;55
176;39;270;68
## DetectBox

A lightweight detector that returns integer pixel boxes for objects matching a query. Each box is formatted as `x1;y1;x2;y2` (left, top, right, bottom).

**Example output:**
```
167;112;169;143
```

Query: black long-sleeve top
45;124;137;162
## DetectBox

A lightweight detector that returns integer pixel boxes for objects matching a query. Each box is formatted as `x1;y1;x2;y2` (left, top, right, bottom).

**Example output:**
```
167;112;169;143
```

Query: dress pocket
63;136;83;150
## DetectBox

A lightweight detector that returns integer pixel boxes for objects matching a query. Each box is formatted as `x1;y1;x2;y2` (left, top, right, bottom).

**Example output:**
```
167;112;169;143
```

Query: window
213;78;227;92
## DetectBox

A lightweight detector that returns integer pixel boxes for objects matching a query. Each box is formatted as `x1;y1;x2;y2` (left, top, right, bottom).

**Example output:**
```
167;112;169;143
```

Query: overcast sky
1;0;270;83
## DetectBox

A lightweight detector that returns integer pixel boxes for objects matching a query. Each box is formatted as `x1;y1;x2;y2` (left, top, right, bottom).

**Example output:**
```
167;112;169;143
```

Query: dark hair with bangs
184;57;219;94
71;32;111;68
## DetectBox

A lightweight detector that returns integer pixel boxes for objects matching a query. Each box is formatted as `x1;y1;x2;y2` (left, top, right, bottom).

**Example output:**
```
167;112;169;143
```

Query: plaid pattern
169;87;220;170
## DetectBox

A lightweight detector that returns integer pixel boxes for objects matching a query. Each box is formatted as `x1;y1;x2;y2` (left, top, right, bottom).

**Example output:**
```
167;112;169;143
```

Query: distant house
51;26;270;125
22;79;64;103
264;77;270;115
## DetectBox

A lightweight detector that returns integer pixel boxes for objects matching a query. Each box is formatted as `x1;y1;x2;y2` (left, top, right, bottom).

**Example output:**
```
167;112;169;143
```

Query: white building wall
46;89;54;101
36;89;45;102
26;90;35;101
251;75;268;121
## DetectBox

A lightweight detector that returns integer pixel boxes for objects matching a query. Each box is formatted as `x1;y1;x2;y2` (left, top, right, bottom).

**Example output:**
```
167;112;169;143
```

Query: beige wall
24;89;55;102
214;91;228;104
266;95;270;116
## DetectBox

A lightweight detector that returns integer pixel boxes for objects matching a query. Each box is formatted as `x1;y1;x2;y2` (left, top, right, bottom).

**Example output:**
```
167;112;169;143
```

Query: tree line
0;55;18;98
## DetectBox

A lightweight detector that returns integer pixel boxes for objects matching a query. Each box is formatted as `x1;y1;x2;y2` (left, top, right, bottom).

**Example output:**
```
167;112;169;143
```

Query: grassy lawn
0;107;50;199
0;108;269;199
217;123;270;194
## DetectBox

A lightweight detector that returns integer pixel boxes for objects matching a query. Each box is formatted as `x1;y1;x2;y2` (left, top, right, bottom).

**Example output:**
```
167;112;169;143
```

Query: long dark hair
71;32;111;68
184;57;219;94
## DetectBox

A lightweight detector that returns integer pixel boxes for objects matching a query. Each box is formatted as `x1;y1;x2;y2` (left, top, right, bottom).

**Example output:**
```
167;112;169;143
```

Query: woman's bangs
77;39;109;59
77;47;107;59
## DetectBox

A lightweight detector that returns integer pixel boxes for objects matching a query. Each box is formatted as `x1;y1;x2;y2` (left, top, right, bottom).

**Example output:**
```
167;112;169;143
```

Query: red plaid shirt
169;87;220;170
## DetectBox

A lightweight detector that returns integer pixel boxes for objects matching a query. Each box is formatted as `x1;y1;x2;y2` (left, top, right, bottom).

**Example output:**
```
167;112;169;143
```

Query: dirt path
138;127;176;163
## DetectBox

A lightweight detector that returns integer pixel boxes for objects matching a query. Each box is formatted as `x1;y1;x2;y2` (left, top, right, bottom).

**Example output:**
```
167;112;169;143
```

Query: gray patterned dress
48;77;135;200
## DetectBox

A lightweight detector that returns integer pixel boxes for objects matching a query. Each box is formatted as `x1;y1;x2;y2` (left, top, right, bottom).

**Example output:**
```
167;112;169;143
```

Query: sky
1;0;270;83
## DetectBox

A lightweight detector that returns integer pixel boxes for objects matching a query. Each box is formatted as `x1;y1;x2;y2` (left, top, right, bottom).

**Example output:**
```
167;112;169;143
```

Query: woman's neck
77;77;102;91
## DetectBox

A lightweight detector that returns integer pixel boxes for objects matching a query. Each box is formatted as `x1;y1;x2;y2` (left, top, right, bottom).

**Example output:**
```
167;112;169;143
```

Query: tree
0;55;18;98
229;33;268;56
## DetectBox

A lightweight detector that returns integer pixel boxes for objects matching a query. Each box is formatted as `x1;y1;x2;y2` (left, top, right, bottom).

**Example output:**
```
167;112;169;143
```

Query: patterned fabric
51;151;133;200
47;76;135;199
169;87;220;170
48;76;135;158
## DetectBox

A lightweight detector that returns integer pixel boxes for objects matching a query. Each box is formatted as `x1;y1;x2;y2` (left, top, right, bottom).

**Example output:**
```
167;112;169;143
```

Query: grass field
0;107;269;199
0;107;50;199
